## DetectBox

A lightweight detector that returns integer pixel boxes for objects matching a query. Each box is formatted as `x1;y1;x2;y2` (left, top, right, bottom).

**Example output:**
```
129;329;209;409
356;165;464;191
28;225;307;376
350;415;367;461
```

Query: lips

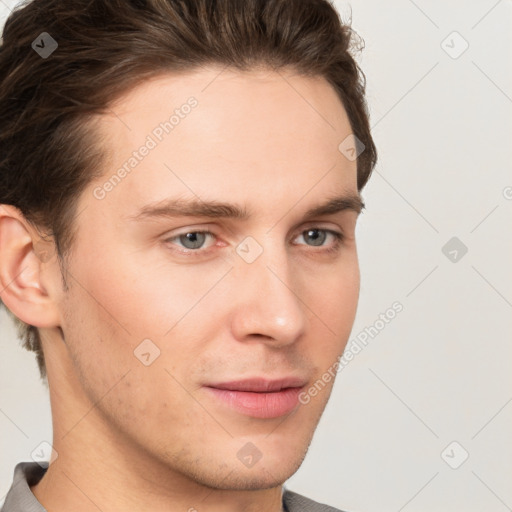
206;377;307;393
203;377;307;419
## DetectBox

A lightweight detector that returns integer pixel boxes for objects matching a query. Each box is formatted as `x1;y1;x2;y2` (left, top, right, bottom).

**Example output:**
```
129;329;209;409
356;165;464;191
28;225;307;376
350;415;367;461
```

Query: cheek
60;284;134;399
60;281;204;425
307;252;359;314
335;261;360;324
60;249;224;394
84;244;231;341
301;255;360;356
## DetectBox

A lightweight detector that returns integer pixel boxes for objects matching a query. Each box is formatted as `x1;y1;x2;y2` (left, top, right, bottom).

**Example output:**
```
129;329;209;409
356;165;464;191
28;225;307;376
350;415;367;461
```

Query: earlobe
0;204;61;328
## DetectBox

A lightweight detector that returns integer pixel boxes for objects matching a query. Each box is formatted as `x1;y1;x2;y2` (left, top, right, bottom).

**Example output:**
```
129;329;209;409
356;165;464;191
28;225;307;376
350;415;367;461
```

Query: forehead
87;66;358;218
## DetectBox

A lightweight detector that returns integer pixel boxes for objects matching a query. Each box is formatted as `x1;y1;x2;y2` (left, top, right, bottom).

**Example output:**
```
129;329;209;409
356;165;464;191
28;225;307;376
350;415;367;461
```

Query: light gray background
1;0;511;510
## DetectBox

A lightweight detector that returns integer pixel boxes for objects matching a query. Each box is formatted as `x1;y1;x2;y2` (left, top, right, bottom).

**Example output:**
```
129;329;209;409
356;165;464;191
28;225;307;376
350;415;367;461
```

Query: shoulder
282;488;349;512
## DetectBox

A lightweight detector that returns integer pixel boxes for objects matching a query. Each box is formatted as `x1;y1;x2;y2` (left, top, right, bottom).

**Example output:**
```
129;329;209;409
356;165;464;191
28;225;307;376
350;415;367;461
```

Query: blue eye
164;228;344;257
168;231;213;251
296;228;344;250
301;228;328;246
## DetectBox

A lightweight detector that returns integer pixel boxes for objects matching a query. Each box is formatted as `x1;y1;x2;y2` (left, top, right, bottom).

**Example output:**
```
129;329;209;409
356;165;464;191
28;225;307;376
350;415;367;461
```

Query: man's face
48;66;361;489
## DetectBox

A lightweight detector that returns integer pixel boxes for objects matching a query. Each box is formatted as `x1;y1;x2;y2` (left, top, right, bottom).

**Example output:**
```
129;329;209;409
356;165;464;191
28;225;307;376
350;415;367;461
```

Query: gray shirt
1;462;346;512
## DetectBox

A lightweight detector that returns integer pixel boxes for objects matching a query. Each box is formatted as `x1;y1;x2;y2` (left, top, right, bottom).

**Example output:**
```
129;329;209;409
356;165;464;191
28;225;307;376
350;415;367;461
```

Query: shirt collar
2;462;48;512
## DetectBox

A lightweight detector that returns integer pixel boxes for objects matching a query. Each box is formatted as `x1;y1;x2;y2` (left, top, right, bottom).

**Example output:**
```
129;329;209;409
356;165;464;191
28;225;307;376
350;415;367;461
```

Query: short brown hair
0;0;377;381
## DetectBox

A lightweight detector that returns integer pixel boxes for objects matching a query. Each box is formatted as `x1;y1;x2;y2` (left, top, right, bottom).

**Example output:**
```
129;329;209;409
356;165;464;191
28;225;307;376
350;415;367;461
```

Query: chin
197;456;306;492
157;437;308;492
192;438;311;491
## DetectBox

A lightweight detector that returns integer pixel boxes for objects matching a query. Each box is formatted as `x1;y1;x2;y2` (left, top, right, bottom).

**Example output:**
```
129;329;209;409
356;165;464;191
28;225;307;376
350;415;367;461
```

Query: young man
0;0;377;510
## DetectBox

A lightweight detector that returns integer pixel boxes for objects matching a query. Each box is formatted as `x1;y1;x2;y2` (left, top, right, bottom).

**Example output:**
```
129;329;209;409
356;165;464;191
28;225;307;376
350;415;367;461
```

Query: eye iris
305;229;326;246
179;232;206;249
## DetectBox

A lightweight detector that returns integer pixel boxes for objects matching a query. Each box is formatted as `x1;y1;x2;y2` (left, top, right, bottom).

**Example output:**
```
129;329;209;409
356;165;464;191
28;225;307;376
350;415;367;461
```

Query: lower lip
204;386;304;419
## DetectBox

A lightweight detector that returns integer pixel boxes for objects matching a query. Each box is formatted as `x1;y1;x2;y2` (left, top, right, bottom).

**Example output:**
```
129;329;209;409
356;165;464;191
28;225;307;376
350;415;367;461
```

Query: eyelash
163;228;345;257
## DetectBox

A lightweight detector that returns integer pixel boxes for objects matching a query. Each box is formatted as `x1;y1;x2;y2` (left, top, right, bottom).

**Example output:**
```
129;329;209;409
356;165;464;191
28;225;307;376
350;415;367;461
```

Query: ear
0;204;61;328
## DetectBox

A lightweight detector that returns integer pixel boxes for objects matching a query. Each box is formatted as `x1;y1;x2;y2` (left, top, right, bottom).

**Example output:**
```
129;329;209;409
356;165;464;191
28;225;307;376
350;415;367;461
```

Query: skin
0;65;362;512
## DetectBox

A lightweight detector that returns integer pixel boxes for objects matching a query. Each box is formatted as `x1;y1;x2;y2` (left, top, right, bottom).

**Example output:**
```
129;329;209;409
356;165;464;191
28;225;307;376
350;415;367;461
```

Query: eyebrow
127;193;365;222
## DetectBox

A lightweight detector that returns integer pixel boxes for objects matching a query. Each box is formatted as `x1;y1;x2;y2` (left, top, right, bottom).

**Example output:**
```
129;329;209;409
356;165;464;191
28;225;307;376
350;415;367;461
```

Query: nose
229;245;308;348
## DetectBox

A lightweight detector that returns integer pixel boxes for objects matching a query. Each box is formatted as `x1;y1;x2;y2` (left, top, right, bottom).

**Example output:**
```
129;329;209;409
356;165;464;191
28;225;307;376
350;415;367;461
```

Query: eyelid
291;220;345;239
293;227;343;242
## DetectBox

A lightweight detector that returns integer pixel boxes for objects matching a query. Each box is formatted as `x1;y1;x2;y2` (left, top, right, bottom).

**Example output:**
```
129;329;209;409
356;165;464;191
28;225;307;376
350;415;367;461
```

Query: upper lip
205;377;307;392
